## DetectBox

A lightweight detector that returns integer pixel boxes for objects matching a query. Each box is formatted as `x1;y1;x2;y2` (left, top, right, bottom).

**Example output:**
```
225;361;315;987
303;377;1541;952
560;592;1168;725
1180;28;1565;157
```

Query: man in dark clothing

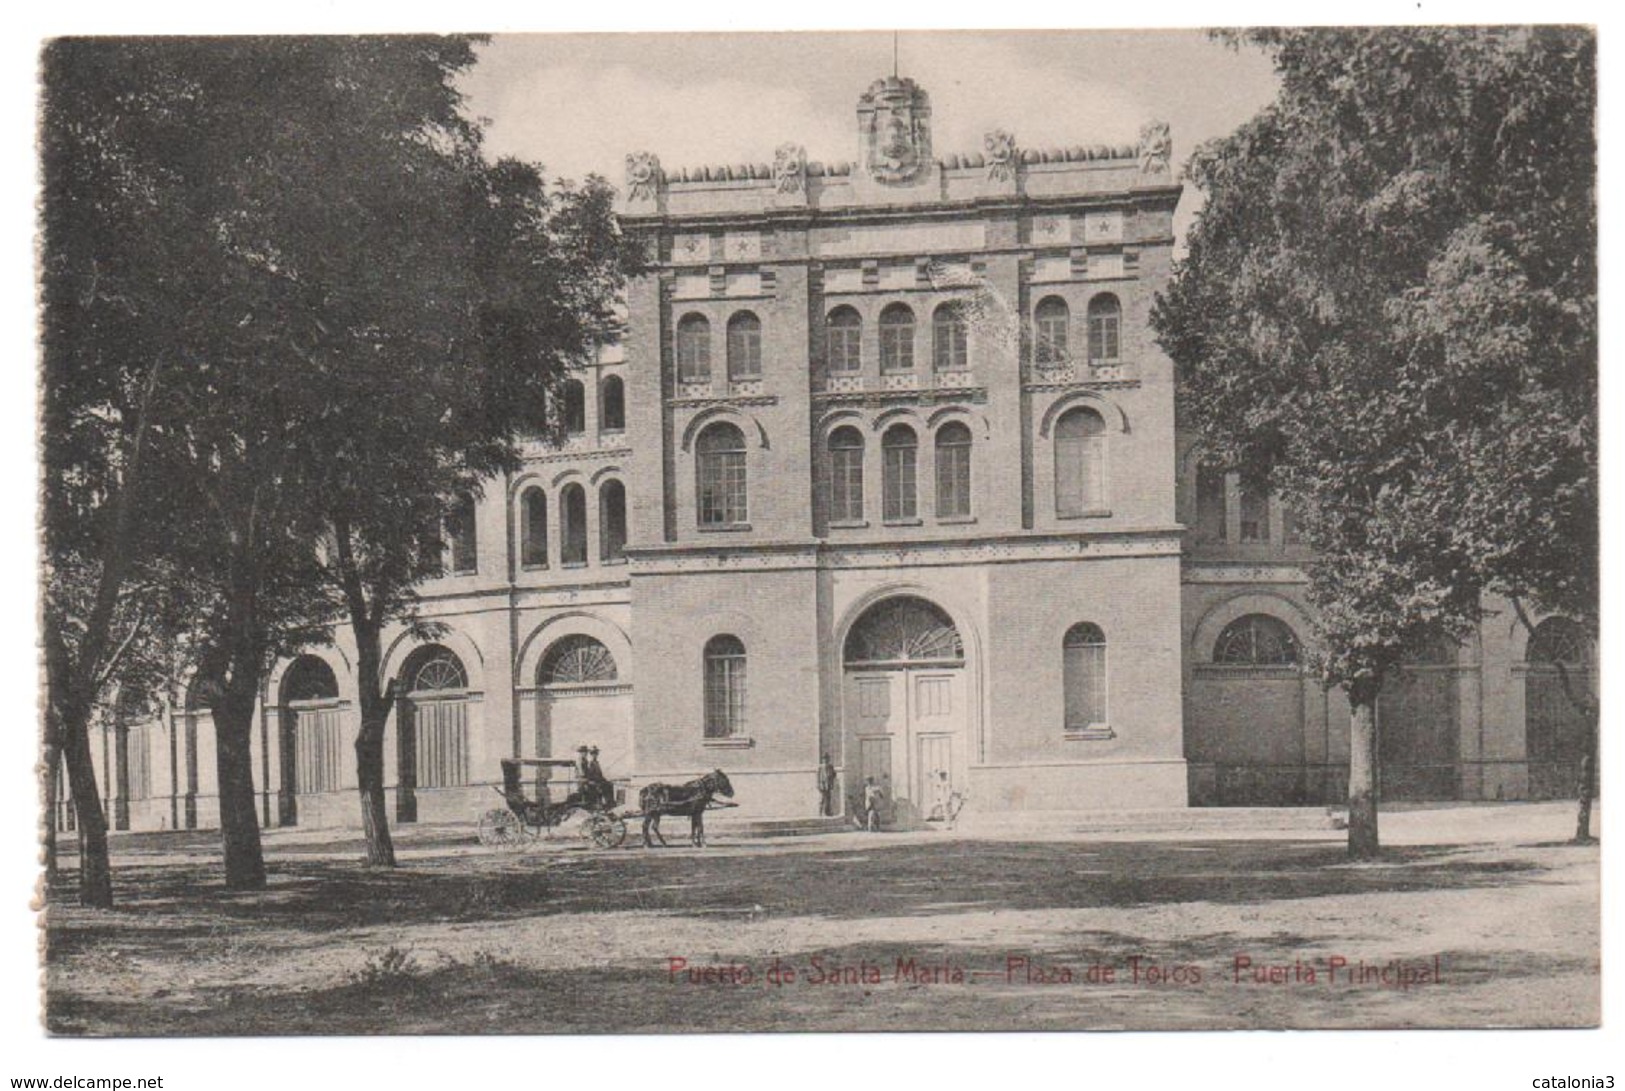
817;753;837;817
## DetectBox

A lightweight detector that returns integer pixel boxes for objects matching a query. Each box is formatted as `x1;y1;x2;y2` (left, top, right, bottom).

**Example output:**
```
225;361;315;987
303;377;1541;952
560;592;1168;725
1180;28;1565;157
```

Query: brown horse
638;769;734;847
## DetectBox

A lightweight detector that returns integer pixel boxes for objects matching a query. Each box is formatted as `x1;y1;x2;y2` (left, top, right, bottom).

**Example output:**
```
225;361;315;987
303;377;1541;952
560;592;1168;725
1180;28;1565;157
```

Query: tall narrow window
1087;294;1121;363
696;421;748;526
934;421;972;518
879;303;915;372
561;379;586;435
826;306;862;373
561;483;588;566
703;635;747;738
828;426;865;524
1035;296;1070;363
1054;407;1107;517
1063;623;1107;731
1195;464;1227;542
600;374;625;432
1239;482;1271;542
676;314;711;383
932;302;968;372
882;424;918;521
447;496;477;574
520;487;548;568
727;312;762;380
599;479;627;563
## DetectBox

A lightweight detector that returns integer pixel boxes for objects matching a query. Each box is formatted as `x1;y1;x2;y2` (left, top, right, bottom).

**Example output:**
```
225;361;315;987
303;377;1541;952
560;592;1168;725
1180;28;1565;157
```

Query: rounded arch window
539;634;619;687
696;421;748;526
676;313;712;382
562;378;586;434
826;306;862;373
1035;296;1070;363
1054;406;1107;517
408;647;469;692
1087;294;1121;363
1527;617;1592;666
844;595;964;667
599;478;627;563
282;655;339;704
879;303;916;372
520;486;548;568
726;311;762;380
560;482;588;566
600;374;625;432
1213;614;1300;666
934;420;973;518
1062;623;1107;731
881;423;919;521
827;425;865;523
704;634;748;738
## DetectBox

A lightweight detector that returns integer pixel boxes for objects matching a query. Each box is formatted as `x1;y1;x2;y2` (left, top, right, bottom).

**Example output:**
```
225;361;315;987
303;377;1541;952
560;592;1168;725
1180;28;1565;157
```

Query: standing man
817;753;837;817
862;776;884;833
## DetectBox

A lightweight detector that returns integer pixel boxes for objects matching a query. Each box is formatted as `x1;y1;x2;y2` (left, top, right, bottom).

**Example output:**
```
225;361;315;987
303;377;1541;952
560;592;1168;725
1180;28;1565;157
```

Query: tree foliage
1153;27;1596;853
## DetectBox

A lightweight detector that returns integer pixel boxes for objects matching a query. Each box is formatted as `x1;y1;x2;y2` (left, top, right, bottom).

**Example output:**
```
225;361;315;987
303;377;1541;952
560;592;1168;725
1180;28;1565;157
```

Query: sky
457;30;1282;246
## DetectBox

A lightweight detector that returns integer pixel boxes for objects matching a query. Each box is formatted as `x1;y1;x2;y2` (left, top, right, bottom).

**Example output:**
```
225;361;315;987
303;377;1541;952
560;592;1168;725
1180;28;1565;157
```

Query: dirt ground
43;803;1599;1035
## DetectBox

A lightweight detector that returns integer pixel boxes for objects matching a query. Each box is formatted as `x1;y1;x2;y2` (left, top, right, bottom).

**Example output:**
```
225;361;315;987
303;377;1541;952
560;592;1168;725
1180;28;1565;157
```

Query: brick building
69;76;1595;834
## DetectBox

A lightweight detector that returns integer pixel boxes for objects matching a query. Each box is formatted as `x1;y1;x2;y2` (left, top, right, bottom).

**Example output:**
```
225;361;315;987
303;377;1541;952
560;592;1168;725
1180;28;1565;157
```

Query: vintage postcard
31;25;1601;1056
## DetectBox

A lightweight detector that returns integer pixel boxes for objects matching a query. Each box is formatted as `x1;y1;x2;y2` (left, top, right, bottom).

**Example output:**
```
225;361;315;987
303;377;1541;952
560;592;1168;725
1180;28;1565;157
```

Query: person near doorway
862;776;885;832
928;769;950;822
817;753;837;817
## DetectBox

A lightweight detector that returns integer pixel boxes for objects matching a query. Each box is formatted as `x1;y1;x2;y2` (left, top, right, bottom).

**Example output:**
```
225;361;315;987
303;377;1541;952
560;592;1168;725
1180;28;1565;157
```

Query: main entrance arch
278;655;343;826
842;596;967;823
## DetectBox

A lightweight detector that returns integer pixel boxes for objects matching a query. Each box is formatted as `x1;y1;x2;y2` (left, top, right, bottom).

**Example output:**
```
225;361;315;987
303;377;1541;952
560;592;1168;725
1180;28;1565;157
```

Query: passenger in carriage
586;746;614;808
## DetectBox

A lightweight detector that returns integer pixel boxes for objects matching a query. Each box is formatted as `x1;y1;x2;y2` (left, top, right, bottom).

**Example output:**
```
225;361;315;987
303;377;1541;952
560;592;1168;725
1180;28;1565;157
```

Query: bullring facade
69;77;1595;835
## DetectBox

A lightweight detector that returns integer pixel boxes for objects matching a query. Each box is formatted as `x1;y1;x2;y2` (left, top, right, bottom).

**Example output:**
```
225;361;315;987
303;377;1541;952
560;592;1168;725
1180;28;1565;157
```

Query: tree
1153;27;1596;857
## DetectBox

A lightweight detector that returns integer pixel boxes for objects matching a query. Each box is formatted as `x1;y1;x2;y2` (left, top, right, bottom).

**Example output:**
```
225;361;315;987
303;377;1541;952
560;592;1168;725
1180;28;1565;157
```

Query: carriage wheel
478;808;523;848
587;813;627;849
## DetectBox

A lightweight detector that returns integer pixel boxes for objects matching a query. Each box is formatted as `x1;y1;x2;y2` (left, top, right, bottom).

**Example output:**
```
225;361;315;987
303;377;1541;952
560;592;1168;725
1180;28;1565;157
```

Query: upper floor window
562;379;586;435
827;307;862;373
934;421;973;519
520;487;548;568
1087;294;1121;363
1063;622;1107;731
1213;614;1300;666
599;479;627;563
932;302;969;372
600;374;625;432
879;303;915;372
882;424;918;521
1239;481;1271;542
676;313;711;383
727;311;762;381
1195;464;1227;542
1035;296;1070;363
828;426;865;524
446;496;477;574
560;483;588;566
696;421;748;526
1054;407;1107;517
703;634;747;738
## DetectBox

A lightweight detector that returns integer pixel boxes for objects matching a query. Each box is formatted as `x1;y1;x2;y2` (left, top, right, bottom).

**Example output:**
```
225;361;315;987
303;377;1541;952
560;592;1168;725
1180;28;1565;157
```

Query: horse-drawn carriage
476;756;629;849
476;752;737;850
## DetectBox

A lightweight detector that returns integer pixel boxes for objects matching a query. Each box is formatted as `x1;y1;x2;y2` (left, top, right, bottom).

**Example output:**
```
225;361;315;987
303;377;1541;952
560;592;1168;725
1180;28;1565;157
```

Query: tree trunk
61;716;113;908
1347;686;1381;860
42;741;61;889
352;629;396;867
1574;710;1597;844
212;683;267;890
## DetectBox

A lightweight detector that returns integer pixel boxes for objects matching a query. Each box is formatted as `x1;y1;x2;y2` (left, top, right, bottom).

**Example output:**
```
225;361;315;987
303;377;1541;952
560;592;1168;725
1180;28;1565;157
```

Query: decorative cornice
1182;564;1309;585
812;386;988;407
520;444;633;466
667;394;780;410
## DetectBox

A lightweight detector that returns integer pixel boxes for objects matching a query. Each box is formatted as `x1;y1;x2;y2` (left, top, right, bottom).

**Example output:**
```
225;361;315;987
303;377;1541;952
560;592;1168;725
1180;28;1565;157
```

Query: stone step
957;807;1342;835
704;815;855;838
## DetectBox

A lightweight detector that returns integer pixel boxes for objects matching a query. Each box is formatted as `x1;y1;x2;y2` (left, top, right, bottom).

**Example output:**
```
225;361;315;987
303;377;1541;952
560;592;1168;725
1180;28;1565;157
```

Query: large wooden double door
845;668;966;821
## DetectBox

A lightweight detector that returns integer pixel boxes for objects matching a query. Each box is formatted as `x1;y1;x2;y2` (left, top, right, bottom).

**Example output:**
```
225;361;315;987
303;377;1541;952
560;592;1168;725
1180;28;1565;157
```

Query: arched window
1213;614;1300;666
828;426;865;524
399;646;471;802
520;487;548;568
882;424;918;521
1035;296;1070;364
932;302;968;372
562;379;586;435
560;483;588;566
1087;294;1121;363
1195;464;1227;542
1063;623;1107;732
676;314;711;383
879;303;915;372
599;479;627;563
600;374;625;432
696;421;748;526
412;650;467;692
704;635;747;738
539;634;619;687
844;596;963;667
281;656;341;798
934;421;973;518
1528;617;1591;666
447;496;477;574
826;306;862;373
726;311;762;381
1054;407;1107;517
